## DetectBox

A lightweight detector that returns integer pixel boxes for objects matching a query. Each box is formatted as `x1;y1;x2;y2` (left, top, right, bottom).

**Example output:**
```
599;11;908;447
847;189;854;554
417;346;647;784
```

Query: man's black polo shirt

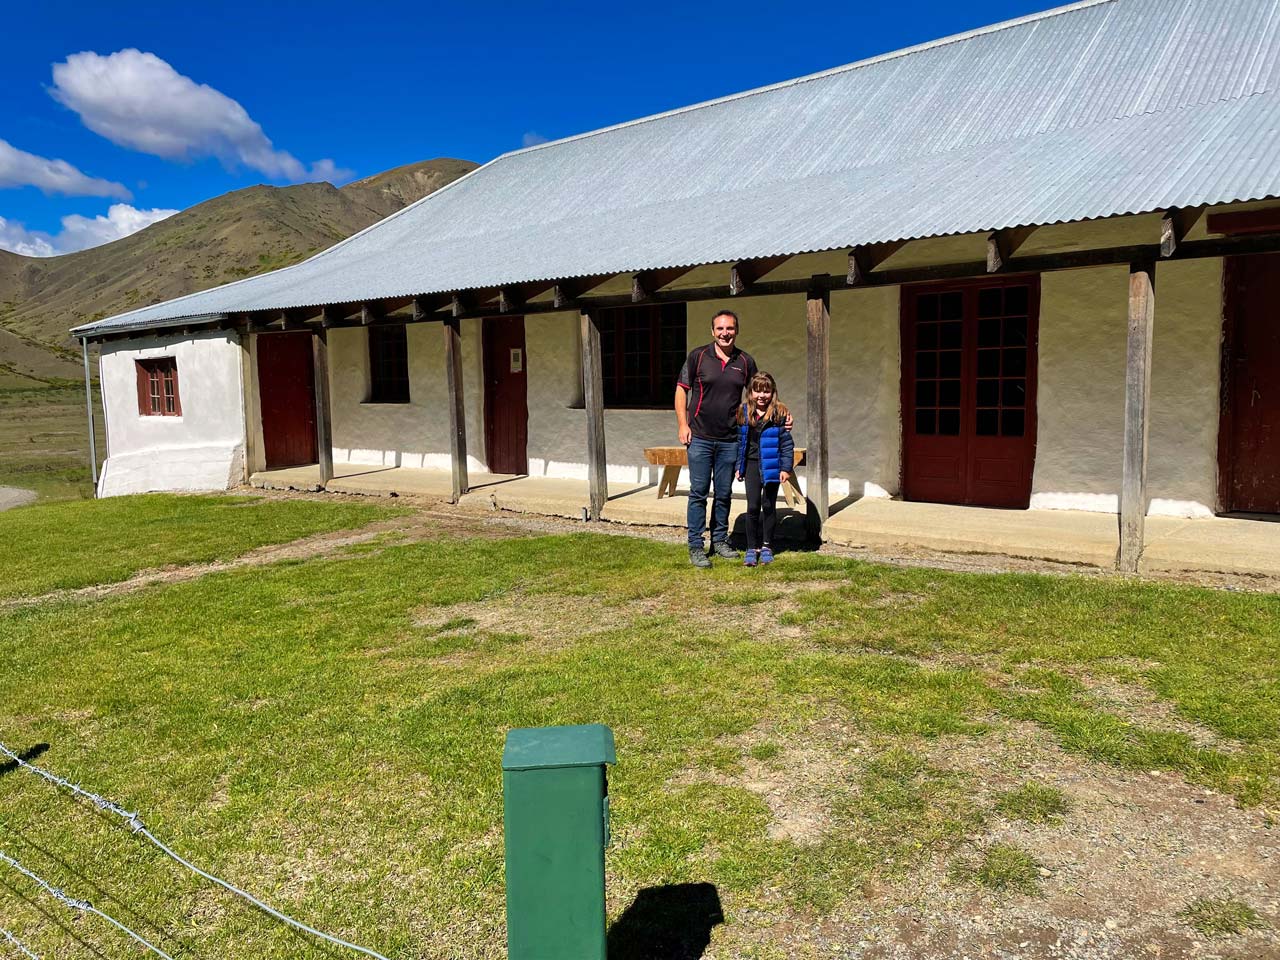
677;343;757;441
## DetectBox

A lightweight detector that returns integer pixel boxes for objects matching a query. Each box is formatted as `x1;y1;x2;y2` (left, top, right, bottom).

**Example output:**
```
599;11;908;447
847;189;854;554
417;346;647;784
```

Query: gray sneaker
711;541;739;559
689;547;712;568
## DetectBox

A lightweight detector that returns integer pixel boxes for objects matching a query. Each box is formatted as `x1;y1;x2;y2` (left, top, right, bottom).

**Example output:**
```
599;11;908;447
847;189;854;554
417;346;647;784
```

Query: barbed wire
0;742;392;960
0;851;173;959
0;925;41;960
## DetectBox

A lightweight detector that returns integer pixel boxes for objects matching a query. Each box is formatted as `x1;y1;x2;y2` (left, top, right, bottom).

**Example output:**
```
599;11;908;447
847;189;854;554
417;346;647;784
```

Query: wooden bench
643;446;807;507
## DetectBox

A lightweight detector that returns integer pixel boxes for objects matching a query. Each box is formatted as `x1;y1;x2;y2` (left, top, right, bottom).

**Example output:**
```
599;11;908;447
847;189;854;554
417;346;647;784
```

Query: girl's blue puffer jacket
735;405;794;484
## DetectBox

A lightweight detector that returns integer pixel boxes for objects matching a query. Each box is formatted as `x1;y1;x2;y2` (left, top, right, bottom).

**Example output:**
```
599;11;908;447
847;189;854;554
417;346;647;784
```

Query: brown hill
0;157;478;384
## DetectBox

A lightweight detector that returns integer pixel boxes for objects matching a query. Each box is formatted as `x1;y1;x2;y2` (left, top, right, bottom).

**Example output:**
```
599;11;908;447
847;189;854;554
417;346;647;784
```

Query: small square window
915;410;936;435
135;357;181;417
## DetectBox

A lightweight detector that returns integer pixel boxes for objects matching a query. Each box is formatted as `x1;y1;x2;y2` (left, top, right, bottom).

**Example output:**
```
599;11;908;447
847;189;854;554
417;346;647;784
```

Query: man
675;309;789;567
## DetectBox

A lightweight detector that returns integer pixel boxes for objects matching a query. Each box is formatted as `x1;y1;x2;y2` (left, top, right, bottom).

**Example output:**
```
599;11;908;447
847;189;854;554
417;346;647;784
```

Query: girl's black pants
743;459;779;550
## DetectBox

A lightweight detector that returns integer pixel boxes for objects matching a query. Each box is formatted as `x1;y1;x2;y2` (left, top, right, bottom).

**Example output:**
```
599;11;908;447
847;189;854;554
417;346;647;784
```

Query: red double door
901;278;1040;509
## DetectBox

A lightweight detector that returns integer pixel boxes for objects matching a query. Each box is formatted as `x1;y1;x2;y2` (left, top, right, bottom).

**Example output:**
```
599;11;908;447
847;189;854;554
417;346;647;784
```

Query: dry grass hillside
0;157;478;383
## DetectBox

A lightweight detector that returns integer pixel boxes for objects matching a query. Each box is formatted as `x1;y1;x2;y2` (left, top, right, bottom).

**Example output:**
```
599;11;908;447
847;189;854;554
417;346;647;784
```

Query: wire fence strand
0;742;391;960
0;851;173;960
1;925;41;960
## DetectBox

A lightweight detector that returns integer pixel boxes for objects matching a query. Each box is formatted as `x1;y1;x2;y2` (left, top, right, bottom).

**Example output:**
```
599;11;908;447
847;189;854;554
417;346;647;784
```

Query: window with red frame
597;302;687;408
135;357;181;416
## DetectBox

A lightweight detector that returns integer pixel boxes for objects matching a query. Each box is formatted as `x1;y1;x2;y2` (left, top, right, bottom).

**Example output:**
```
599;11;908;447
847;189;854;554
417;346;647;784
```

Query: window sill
361;401;412;406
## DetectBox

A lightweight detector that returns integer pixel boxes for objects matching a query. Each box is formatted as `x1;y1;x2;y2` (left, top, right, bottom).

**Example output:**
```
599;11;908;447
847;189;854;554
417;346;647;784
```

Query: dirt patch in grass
909;721;1280;959
1074;672;1246;754
699;720;1279;959
412;590;673;652
670;718;867;845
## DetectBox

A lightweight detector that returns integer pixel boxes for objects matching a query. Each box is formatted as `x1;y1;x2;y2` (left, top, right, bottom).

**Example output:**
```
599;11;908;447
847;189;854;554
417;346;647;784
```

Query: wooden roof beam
730;255;792;295
498;281;555;314
412;294;452;322
987;226;1039;272
632;266;694;302
553;275;615;310
1160;207;1204;257
360;302;384;325
451;292;475;318
847;240;907;284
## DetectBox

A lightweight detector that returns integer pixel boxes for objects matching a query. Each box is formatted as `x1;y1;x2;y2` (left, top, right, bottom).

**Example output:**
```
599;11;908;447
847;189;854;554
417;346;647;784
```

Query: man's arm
675;385;692;445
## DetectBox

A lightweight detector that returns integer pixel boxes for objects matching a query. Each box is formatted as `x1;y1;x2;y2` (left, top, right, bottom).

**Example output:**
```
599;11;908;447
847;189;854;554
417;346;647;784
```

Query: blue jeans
687;436;737;548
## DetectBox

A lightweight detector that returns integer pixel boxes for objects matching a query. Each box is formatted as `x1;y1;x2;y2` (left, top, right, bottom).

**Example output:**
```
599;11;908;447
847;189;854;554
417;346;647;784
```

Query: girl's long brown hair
736;371;788;426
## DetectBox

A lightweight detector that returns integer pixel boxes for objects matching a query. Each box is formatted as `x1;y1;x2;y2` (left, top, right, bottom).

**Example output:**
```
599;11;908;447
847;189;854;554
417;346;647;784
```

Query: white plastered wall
97;329;246;497
328;322;487;474
1030;259;1223;517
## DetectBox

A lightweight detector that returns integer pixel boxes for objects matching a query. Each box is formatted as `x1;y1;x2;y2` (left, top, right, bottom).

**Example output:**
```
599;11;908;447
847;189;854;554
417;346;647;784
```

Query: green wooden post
503;724;616;960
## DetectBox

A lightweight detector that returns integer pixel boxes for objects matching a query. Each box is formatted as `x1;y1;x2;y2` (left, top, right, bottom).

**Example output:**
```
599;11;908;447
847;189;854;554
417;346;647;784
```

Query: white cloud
50;49;351;183
0;203;178;257
522;131;550;148
0;217;56;257
0;138;131;199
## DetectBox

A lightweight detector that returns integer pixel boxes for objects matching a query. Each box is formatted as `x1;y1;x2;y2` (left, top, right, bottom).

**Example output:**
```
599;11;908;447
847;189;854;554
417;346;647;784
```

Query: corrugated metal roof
75;0;1280;336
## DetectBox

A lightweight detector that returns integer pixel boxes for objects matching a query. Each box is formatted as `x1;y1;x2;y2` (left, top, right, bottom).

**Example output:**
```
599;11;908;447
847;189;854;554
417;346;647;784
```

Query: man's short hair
711;309;740;329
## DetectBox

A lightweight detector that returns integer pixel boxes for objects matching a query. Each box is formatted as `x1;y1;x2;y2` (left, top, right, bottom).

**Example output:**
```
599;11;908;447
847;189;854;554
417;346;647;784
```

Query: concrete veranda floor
249;463;1280;579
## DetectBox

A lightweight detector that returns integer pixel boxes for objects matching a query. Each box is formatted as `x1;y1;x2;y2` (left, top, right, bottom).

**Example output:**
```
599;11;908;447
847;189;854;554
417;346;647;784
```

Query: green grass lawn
0;493;396;599
0;499;1276;958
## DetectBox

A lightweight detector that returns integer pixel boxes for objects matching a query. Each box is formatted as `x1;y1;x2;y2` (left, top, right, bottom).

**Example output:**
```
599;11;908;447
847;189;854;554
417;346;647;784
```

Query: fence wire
0;850;173;959
0;743;391;960
1;925;41;960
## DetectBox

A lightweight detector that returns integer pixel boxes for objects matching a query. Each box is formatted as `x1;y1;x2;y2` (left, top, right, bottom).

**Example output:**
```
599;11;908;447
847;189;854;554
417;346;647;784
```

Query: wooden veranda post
443;318;469;502
805;282;830;539
311;328;334;486
580;308;608;520
1119;260;1155;573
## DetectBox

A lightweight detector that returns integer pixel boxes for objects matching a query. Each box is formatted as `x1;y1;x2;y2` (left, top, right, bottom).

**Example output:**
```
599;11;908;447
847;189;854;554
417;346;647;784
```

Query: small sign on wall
510;348;523;373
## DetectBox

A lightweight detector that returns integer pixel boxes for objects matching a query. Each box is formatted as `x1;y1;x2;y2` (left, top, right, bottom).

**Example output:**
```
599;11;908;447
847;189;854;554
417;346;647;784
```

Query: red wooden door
483;317;529;475
1222;254;1280;514
257;332;318;469
901;278;1039;508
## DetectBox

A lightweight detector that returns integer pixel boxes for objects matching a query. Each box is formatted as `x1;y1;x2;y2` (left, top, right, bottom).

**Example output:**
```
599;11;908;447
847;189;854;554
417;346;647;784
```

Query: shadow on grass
0;742;48;779
607;882;724;960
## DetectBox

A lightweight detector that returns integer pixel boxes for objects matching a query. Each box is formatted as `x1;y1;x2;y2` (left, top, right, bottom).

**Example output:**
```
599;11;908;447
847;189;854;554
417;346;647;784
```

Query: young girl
735;372;794;566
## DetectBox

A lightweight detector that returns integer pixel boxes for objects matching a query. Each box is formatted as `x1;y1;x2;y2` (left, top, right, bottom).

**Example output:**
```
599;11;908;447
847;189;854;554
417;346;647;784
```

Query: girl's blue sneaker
759;546;775;565
744;549;759;567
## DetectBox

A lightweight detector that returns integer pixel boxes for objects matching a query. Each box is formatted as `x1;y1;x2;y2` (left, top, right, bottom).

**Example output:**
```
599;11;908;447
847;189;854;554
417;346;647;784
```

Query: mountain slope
0;158;477;383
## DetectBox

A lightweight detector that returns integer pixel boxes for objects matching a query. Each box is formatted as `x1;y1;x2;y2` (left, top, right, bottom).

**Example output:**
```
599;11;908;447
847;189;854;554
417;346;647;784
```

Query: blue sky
2;0;1056;256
